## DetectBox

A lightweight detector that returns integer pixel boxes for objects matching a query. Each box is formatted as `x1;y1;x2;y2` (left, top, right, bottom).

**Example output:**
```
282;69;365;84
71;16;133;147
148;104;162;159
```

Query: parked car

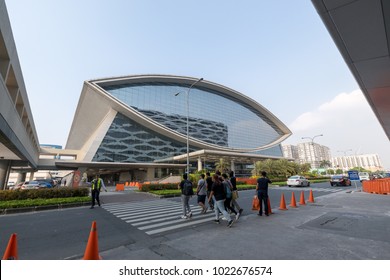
21;181;40;190
287;175;310;187
330;175;351;186
36;180;53;188
358;172;370;182
9;182;23;190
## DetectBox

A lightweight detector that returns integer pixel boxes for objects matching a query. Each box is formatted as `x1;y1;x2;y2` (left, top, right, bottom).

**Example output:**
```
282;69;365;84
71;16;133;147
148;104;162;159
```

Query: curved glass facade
93;113;191;162
102;82;283;150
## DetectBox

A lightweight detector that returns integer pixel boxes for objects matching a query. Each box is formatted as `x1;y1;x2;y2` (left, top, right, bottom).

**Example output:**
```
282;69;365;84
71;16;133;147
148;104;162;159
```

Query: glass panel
102;82;283;150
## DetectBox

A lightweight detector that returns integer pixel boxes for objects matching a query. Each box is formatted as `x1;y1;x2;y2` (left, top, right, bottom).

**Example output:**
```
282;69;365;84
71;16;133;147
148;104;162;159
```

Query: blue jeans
214;199;232;222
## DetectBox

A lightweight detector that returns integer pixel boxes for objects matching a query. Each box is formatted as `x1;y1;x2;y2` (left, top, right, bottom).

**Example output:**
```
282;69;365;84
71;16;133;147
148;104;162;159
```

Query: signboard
348;170;360;181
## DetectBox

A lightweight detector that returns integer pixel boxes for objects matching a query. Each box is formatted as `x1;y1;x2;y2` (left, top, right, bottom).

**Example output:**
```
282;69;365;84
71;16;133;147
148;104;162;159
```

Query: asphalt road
0;182;361;259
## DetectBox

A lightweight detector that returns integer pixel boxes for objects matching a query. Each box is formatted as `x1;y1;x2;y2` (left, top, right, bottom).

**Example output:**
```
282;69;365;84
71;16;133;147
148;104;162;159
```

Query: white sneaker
235;213;240;221
222;217;227;220
181;215;188;219
187;212;192;218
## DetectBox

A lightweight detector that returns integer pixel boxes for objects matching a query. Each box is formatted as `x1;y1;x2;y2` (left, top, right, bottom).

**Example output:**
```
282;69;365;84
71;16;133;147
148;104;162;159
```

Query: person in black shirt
205;172;214;210
256;171;272;216
229;171;243;216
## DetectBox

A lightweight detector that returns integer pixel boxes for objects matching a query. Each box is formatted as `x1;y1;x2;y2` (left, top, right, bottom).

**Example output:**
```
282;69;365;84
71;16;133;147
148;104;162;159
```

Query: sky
4;0;390;169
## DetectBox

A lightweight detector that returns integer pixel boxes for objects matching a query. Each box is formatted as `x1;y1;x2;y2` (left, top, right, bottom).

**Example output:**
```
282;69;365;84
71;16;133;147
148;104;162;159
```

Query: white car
21;181;40;190
287;175;310;187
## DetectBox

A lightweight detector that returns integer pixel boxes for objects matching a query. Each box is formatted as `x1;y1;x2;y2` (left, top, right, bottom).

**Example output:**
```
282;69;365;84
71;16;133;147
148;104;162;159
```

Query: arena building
61;75;291;182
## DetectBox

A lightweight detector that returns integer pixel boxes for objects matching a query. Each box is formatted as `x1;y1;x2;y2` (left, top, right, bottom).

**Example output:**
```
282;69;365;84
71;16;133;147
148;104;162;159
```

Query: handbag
252;195;260;211
232;190;239;200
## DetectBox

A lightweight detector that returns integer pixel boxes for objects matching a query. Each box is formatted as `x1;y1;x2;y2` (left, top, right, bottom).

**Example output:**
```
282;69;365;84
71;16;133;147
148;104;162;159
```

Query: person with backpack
222;173;238;220
196;174;208;213
208;174;234;227
178;174;193;219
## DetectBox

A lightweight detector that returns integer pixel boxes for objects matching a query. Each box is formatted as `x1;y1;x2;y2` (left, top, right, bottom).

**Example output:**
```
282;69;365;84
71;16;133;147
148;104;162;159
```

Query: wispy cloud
290;90;366;132
284;89;390;169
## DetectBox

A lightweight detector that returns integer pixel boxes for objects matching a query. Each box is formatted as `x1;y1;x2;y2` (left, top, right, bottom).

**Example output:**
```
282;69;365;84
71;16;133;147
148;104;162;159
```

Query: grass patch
0;196;90;209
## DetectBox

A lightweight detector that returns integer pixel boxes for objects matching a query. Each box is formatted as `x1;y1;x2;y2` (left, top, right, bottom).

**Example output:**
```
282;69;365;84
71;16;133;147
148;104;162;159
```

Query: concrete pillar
0;160;11;190
17;172;27;184
197;157;203;171
29;172;34;181
146;168;155;181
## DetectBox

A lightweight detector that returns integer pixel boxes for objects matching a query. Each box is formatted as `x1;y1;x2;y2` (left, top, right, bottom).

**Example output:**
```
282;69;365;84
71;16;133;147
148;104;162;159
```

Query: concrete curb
0;202;91;215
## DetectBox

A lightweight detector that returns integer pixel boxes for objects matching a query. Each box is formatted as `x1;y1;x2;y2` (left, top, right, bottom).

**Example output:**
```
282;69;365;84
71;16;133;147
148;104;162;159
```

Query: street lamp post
175;77;203;175
301;134;323;169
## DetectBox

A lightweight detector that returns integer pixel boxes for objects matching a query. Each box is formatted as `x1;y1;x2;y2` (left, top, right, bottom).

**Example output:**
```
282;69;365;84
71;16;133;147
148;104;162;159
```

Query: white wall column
197;157;203;171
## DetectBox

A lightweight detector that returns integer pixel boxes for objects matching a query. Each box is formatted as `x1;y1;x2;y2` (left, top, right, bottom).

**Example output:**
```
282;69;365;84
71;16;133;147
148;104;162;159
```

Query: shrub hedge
0;187;89;201
139;183;178;192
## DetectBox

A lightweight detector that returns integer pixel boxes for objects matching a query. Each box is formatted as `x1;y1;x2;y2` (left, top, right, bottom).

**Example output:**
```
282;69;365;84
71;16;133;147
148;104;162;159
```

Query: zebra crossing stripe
138;212;214;231
145;216;216;235
102;200;217;235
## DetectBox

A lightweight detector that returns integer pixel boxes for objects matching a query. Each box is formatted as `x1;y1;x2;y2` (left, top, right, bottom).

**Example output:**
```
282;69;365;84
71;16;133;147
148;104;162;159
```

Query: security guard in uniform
90;174;107;209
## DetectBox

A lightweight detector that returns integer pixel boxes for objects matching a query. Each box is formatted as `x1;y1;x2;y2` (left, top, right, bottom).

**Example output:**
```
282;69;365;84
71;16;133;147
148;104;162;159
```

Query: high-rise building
281;144;299;161
331;154;383;172
283;142;331;169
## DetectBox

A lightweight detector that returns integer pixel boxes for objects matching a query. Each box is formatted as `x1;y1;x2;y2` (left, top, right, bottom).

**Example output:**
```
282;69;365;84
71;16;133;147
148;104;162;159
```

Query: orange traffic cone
83;221;102;260
299;191;306;205
308;189;315;203
279;193;288;210
289;192;297;208
267;197;273;214
2;233;18;260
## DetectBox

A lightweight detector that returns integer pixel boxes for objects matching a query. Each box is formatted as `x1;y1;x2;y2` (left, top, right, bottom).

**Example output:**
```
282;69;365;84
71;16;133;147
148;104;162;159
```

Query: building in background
281;144;299;161
282;142;331;169
63;74;291;181
332;154;383;172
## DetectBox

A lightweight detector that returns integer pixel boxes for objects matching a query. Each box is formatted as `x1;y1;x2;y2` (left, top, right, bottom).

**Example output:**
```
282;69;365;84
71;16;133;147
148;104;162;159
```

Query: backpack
223;181;232;198
182;180;194;196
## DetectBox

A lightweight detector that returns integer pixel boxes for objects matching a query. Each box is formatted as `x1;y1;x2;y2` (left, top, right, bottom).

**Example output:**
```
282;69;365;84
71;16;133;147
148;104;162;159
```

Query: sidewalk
99;190;390;260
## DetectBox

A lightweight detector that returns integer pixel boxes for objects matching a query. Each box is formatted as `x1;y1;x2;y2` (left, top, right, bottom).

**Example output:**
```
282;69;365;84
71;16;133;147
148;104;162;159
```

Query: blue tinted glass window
102;83;282;150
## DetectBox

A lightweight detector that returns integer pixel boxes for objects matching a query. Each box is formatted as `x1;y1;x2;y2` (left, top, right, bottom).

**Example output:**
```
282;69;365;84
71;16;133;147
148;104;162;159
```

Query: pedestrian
229;171;243;216
90;174;107;209
208;174;234;227
256;171;272;216
222;173;239;220
178;174;193;219
205;172;214;210
196;174;208;213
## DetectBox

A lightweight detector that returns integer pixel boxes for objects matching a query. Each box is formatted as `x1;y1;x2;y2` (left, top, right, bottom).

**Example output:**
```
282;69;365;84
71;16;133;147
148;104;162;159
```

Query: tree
275;159;295;178
319;160;331;169
300;163;311;174
215;158;229;173
319;160;332;175
262;159;277;176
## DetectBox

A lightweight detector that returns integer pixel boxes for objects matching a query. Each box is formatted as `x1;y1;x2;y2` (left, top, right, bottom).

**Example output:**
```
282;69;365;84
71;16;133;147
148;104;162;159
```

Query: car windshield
289;176;300;179
332;176;343;179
